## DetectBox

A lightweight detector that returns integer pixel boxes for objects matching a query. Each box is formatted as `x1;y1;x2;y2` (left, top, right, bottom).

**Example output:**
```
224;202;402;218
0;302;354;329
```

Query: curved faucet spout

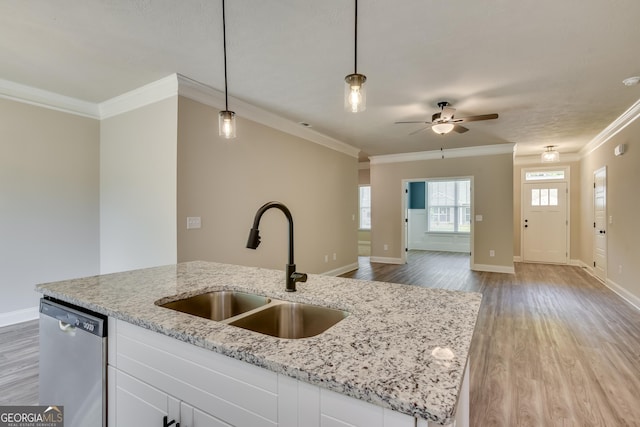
246;201;305;292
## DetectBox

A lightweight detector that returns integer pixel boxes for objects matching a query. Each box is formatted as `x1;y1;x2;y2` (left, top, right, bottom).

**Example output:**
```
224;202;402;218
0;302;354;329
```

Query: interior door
593;167;607;281
523;182;568;263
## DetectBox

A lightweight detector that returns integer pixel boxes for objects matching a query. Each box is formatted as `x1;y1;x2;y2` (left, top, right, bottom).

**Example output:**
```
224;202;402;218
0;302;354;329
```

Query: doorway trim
520;165;571;264
401;177;474;269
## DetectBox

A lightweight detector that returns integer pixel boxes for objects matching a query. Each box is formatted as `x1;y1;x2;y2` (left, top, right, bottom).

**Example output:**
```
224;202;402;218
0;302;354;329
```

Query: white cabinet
108;367;180;427
107;319;424;427
109;366;233;427
180;403;232;427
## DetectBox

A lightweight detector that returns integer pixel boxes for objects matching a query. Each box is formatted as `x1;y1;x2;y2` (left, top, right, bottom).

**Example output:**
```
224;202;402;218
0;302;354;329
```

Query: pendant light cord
354;0;358;74
222;0;229;111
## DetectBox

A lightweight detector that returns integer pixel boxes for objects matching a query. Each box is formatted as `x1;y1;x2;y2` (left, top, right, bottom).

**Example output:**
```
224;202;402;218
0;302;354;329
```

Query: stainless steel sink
158;290;348;339
228;302;348;339
158;291;270;321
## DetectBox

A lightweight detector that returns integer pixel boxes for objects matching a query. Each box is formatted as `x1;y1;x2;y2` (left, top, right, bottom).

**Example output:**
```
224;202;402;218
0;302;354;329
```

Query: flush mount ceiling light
344;0;367;113
432;122;455;135
541;145;560;163
218;0;236;139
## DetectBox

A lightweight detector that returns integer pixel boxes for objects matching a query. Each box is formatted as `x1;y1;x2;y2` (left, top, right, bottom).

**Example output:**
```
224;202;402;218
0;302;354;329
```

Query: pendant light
541;145;559;163
218;0;236;139
344;0;367;113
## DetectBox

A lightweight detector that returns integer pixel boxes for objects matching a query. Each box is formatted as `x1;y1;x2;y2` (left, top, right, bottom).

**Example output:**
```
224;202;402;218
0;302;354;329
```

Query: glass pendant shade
344;73;367;113
218;110;236;139
432;123;455;135
541;146;559;162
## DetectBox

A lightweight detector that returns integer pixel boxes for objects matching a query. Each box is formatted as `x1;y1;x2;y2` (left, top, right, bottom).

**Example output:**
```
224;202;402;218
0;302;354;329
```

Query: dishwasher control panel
40;299;106;337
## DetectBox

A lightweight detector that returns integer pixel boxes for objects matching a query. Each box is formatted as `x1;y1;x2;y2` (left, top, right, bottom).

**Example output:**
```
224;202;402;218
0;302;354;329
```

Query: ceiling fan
395;101;499;135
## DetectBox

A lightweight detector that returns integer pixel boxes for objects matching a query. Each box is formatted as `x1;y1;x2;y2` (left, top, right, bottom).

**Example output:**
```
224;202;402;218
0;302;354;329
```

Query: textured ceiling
1;0;639;160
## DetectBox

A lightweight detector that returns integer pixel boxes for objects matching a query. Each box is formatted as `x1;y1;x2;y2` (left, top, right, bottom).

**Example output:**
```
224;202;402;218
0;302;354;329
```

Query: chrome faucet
246;201;307;292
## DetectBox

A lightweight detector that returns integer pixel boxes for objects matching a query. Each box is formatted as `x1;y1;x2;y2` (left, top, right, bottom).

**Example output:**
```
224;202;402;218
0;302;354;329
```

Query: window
525;170;565;181
359;186;371;229
427;179;470;233
531;188;559;206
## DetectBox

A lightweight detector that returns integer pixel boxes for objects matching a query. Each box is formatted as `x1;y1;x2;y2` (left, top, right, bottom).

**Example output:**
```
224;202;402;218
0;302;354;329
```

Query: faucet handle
291;272;307;283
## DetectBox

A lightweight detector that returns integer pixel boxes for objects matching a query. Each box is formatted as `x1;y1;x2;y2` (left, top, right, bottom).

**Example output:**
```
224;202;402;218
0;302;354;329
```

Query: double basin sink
157;291;348;339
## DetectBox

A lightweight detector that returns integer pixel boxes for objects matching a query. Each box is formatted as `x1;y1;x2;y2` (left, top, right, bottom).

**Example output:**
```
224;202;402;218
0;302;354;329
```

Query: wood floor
2;251;639;426
342;251;640;427
0;318;39;405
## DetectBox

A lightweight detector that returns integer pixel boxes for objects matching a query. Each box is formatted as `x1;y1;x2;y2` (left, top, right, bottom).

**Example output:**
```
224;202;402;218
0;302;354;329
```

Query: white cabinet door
110;367;180;427
180;403;232;427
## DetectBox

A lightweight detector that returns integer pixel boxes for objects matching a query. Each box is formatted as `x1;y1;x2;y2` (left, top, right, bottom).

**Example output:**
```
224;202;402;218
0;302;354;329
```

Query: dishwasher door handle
58;320;76;332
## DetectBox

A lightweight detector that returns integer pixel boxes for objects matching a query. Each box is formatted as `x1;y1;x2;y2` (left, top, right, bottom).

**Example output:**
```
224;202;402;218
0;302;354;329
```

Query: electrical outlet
186;217;201;229
489;250;495;257
384;244;388;251
333;253;337;261
324;255;329;263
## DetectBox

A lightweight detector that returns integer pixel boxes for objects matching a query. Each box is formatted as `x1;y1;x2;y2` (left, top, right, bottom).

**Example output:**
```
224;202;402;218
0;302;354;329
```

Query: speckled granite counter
36;261;481;425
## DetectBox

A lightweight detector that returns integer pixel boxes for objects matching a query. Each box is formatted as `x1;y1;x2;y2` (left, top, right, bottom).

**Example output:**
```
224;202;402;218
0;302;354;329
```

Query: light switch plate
187;217;201;229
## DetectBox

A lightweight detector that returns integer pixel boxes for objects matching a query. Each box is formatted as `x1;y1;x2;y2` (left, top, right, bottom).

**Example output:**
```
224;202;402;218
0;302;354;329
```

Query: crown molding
369;143;515;165
99;74;179;119
0;73;359;158
0;77;99;118
580;98;640;158
176;74;360;159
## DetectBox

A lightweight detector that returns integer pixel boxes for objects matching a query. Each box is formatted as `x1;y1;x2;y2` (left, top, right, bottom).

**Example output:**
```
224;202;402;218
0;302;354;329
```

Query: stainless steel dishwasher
39;298;107;427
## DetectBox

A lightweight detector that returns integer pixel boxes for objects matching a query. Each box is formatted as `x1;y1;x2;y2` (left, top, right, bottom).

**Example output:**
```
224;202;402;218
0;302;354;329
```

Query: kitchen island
37;261;481;426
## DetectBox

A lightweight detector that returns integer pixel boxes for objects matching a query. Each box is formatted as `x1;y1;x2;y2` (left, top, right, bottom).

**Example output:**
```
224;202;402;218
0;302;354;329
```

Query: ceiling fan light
345;73;367;112
432;123;455;135
541;146;559;163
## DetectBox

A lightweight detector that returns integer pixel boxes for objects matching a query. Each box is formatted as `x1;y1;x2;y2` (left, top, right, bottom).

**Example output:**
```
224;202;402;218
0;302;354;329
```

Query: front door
523;182;568;264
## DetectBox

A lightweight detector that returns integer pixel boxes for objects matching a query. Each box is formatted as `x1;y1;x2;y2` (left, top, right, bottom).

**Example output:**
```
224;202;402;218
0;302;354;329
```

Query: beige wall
177;96;358;274
370;153;514;270
100;97;178;274
0;98;99;318
358;167;370;185
513;161;581;260
579;118;640;304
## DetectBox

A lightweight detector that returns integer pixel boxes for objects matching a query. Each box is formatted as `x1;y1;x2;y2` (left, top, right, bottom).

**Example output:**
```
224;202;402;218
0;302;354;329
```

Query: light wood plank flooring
2;252;639;426
342;251;640;427
0;318;39;405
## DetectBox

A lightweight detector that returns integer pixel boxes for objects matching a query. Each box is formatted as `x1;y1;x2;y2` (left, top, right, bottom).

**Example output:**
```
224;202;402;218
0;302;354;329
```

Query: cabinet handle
163;416;179;427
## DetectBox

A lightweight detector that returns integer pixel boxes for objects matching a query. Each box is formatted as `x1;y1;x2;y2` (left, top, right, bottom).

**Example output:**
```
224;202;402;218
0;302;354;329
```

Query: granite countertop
36;261;481;425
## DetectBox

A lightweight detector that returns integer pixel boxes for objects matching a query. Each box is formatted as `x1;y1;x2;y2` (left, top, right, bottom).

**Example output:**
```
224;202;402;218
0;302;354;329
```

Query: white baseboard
569;260;639;312
0;306;39;327
605;278;640;311
369;256;405;265
472;263;515;274
513;256;522;262
321;262;359;277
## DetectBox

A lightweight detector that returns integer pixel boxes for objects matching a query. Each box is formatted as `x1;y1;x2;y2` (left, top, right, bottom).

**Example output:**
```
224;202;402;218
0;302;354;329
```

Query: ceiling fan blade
409;126;430;136
394;121;429;124
455;113;499;123
441;106;456;121
453;125;469;133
